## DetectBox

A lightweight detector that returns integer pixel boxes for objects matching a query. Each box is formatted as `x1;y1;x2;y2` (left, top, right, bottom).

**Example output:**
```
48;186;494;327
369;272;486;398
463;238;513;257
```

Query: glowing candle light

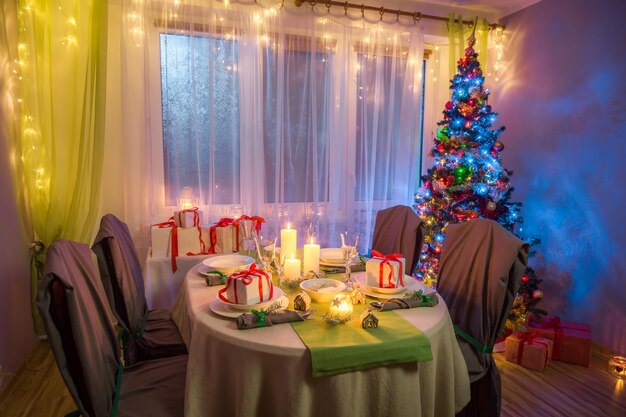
303;237;320;275
280;223;297;261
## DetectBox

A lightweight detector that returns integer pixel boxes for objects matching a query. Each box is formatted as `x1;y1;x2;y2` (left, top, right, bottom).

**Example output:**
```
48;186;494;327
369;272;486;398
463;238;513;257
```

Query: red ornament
468;98;477;107
445;101;454;110
436;144;445;153
522;275;529;283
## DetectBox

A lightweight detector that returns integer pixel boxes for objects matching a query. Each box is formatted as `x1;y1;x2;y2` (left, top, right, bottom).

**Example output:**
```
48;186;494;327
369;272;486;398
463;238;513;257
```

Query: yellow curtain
16;0;107;332
447;14;489;80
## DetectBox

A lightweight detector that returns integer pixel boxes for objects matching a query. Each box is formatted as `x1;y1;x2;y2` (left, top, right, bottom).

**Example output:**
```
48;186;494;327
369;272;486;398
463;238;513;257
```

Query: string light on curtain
490;25;504;82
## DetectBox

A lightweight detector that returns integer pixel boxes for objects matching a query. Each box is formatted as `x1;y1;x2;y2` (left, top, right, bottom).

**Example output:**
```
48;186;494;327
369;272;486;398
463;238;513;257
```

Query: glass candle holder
609;355;626;379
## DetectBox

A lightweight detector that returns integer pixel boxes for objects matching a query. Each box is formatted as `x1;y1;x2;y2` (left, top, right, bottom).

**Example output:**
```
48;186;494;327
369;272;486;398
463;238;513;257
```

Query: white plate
209;295;289;319
319;248;343;264
354;272;425;298
319;260;360;268
201;254;255;275
216;287;285;311
300;278;347;303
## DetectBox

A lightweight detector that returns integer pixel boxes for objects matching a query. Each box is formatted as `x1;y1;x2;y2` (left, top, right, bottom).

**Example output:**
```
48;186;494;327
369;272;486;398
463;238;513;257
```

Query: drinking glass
255;235;277;273
239;219;255;257
340;231;359;287
274;250;287;288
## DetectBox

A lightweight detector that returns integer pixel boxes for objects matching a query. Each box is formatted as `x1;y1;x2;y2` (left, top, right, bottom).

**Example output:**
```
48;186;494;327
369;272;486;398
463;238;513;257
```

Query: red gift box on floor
527;316;592;367
505;331;553;371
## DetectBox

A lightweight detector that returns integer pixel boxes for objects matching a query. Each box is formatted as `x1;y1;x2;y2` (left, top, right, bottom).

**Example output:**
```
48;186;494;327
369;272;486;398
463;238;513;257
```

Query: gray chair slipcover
92;214;186;365
371;205;425;275
37;240;186;417
437;219;528;416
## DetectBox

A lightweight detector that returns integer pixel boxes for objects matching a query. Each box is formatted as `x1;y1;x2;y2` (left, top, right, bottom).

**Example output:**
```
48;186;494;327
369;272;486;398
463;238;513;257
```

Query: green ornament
437;127;449;141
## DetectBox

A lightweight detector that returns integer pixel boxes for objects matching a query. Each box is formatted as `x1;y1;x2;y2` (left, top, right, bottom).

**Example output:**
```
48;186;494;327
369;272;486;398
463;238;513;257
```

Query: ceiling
405;0;542;19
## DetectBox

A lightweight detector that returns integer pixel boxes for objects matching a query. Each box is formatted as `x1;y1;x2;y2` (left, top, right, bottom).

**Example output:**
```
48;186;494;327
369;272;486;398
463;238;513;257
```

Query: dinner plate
196;263;225;278
319;260;360;268
354;272;425;298
216;287;285;311
209;294;289;319
319;248;343;264
201;254;255;275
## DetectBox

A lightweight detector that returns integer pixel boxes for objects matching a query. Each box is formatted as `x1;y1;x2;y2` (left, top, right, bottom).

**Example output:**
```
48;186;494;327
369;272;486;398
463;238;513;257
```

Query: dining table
170;260;470;417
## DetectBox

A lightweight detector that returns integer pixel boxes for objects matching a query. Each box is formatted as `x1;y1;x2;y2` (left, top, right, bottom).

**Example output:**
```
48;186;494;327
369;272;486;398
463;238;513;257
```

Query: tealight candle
328;295;353;322
280;223;297;262
303;237;320;275
284;256;301;280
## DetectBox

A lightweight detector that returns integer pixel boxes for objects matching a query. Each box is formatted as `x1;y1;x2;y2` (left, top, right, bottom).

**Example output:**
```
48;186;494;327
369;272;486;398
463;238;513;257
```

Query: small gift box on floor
505;331;553;371
365;250;406;289
527;316;592;367
173;207;203;228
209;218;235;254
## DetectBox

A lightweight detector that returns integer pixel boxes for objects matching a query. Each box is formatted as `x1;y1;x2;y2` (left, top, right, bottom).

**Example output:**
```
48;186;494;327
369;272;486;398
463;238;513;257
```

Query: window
160;33;240;206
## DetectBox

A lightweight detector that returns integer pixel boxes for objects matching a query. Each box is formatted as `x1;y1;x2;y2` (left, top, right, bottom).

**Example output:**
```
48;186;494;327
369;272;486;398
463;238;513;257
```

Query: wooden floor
1;341;625;416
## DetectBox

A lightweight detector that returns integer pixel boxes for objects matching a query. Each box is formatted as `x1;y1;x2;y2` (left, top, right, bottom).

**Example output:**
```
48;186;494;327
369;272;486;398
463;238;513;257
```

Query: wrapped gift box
527;316;592;367
218;265;274;305
208;218;235;254
365;251;406;289
173;208;203;228
150;223;210;258
232;215;265;252
505;332;553;371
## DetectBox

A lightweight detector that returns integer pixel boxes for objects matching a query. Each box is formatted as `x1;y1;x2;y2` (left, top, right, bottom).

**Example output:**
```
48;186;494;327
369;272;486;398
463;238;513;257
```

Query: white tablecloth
143;254;214;309
172;264;470;417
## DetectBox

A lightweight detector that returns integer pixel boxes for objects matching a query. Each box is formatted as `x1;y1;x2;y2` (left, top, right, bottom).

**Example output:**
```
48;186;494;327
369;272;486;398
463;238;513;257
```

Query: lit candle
328;295;353;322
284;256;301;281
280;223;297;261
303;237;320;275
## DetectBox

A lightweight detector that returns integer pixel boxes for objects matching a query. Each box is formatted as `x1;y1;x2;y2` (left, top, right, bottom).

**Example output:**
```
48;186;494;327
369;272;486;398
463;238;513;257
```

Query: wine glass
274;250;287;288
340;231;359;287
255;234;277;273
239;219;255;257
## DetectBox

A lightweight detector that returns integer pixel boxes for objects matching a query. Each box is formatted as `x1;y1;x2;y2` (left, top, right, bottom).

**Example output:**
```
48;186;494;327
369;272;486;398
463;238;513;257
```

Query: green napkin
290;303;432;377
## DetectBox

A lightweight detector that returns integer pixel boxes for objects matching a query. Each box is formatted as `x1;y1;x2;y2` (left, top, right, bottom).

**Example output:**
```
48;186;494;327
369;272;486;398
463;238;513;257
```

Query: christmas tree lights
414;30;544;329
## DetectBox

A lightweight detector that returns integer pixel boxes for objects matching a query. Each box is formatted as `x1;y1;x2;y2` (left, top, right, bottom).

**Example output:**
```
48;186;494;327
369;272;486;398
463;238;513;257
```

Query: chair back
37;240;120;417
437;218;528;380
371;205;425;274
92;214;147;333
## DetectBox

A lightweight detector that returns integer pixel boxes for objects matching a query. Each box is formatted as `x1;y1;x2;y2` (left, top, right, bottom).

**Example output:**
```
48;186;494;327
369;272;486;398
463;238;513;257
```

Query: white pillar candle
303;238;320;275
284;257;301;280
280;223;297;260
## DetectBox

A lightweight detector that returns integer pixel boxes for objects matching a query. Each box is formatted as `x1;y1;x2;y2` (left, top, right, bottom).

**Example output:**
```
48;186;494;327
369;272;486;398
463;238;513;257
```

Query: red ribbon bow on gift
209;217;234;254
370;250;404;288
232;215;266;251
176;207;201;227
218;263;274;304
514;331;550;368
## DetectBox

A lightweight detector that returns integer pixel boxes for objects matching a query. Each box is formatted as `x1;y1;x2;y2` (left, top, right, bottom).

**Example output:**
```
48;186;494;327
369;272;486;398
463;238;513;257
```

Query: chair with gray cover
371;205;425;275
437;219;528;417
37;239;186;417
92;214;186;365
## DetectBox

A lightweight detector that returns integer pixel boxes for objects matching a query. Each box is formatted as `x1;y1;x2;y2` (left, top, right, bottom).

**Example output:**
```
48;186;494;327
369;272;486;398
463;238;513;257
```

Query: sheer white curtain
114;0;425;252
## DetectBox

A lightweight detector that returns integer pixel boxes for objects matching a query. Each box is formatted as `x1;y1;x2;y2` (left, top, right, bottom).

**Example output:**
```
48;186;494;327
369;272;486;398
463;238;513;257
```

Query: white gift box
173;209;203;228
219;268;274;305
210;224;236;254
366;256;407;289
150;224;210;258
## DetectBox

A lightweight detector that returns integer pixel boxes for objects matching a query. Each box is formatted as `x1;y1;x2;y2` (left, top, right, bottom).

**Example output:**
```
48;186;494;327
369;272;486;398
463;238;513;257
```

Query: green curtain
447;14;489;80
16;0;107;333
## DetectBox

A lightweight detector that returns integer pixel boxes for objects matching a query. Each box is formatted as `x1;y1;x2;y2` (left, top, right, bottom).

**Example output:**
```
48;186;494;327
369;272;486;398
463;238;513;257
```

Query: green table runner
290;302;432;377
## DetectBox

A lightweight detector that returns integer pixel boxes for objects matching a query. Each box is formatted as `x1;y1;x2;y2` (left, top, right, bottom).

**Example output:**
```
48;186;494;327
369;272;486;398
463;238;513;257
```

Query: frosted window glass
160;34;240;205
355;53;408;201
263;46;330;203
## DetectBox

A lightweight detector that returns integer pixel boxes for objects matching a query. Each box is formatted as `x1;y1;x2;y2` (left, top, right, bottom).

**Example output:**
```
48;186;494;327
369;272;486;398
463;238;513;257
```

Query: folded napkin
236;309;314;330
370;290;439;311
204;271;226;287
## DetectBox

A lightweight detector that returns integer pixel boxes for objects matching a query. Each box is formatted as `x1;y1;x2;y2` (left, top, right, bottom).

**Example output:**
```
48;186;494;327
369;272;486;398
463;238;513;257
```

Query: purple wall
0;1;36;382
493;0;626;353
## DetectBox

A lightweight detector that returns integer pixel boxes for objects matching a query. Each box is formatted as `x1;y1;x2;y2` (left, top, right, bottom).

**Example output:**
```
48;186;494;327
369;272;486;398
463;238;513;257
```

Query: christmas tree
414;30;544;329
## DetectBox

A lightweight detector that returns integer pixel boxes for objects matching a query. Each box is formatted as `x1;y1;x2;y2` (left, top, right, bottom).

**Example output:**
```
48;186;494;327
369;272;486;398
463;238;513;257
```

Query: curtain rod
293;0;504;30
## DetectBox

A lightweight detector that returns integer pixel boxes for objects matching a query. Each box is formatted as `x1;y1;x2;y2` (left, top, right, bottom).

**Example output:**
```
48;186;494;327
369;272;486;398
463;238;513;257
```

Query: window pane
263;44;330;203
160;33;240;205
355;53;407;201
